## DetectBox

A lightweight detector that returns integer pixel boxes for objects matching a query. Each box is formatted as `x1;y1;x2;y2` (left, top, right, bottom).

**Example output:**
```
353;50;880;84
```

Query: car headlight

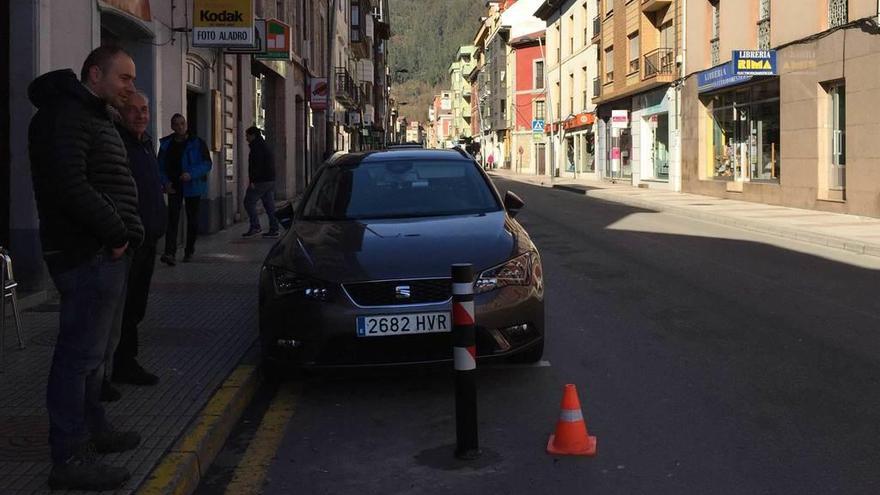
268;266;331;300
475;252;536;294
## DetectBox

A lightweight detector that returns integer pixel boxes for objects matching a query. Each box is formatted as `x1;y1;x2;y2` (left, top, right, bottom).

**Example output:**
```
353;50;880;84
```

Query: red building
510;31;546;174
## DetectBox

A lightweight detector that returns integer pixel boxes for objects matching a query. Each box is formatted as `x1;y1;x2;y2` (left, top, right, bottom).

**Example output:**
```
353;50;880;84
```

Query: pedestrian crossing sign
532;119;545;133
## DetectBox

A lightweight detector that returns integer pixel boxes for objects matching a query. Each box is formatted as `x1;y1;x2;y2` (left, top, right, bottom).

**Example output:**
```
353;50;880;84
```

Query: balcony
335;67;360;109
641;0;672;13
643;48;675;81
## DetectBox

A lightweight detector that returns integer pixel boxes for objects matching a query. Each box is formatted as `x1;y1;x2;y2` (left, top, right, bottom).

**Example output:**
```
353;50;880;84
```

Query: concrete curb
136;364;261;495
537;179;880;259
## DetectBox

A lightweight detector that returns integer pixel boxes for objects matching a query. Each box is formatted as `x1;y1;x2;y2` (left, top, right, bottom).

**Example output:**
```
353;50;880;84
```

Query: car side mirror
275;202;295;230
503;191;525;218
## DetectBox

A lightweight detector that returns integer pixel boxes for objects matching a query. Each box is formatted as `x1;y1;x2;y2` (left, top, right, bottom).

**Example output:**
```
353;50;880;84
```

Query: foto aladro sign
192;0;255;48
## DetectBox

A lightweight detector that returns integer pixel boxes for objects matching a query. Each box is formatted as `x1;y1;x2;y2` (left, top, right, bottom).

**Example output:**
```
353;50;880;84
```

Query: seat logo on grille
395;285;411;300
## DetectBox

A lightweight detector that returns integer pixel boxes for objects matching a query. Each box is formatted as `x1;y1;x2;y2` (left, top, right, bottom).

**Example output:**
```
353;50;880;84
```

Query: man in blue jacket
158;114;212;265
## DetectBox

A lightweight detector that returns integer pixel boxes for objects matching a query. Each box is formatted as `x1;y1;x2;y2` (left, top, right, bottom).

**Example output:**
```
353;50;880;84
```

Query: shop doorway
648;113;669;179
535;143;546;175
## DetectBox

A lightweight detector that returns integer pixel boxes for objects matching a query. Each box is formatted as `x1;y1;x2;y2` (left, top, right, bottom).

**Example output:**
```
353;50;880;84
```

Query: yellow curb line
137;364;260;495
223;382;300;495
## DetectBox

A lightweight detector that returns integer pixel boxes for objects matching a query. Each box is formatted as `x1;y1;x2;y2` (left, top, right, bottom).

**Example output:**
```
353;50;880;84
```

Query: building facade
428;91;454;148
2;0;390;293
592;0;683;190
536;0;599;179
682;0;880;218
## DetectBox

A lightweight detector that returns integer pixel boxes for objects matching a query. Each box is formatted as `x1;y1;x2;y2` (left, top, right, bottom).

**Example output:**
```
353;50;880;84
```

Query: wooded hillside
388;0;485;123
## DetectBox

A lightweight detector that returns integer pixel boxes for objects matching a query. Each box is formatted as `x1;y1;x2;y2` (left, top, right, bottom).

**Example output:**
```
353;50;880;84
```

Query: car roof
336;148;474;164
387;144;424;149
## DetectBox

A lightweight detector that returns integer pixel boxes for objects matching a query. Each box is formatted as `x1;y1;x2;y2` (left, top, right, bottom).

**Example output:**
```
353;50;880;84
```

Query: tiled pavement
0;225;273;494
489;169;880;258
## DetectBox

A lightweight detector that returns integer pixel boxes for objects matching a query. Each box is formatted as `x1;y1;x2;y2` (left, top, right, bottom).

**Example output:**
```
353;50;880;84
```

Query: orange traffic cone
547;384;597;456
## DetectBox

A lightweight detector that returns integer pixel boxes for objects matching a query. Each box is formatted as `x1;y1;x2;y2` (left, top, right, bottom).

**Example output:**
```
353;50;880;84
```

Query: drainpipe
326;0;338;158
674;0;683;192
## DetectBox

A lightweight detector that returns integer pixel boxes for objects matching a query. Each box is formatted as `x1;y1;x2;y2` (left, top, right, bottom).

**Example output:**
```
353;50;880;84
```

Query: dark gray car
259;148;544;371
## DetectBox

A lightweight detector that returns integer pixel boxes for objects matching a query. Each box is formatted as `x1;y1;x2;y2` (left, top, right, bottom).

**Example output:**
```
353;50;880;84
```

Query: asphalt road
196;177;880;495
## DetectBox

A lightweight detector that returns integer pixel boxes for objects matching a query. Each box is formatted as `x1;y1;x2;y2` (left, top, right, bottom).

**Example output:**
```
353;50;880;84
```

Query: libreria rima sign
192;0;255;48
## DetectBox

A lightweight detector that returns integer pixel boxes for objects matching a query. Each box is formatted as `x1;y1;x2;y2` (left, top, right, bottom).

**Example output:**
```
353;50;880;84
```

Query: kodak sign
192;0;255;48
732;50;777;76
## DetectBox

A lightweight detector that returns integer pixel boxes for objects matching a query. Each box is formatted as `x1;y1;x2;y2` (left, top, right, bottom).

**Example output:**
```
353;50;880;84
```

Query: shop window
706;80;781;182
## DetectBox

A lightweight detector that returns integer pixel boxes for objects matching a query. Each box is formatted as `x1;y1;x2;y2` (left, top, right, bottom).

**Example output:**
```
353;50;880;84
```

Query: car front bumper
259;274;544;367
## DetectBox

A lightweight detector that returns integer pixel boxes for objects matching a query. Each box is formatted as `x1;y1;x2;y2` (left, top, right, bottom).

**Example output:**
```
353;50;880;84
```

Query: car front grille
343;278;452;306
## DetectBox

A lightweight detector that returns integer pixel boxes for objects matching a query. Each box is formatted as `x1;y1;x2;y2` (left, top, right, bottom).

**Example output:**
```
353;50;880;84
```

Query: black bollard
451;263;480;460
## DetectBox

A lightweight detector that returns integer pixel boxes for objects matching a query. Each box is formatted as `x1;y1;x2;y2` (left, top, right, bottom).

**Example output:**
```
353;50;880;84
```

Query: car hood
269;211;529;282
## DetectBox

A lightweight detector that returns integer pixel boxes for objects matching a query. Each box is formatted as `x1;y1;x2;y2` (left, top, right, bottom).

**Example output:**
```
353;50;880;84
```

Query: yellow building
594;0;684;190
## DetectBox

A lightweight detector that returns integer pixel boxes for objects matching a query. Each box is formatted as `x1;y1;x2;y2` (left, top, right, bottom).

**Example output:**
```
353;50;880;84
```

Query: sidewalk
489;169;880;259
0;225;272;494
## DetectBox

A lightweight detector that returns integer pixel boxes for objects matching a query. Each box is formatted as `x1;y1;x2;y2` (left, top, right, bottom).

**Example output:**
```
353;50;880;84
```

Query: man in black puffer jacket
28;46;144;491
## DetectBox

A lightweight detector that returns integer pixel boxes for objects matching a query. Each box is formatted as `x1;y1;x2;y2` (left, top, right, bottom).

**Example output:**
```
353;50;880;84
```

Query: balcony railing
643;48;674;79
335;67;360;109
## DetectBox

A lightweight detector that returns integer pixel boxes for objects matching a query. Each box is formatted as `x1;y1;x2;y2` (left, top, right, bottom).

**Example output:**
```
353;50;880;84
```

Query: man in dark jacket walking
242;126;280;238
104;89;166;393
28;46;144;491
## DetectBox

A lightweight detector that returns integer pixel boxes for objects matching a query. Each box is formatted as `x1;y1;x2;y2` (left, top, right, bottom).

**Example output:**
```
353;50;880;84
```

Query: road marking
223;382;300;495
485;360;552;369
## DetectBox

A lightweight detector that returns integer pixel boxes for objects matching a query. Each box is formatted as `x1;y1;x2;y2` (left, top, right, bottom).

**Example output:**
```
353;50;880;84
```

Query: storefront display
704;79;780;181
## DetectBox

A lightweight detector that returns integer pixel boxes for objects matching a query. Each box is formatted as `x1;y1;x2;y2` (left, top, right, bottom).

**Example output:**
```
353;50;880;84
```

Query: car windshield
301;159;501;220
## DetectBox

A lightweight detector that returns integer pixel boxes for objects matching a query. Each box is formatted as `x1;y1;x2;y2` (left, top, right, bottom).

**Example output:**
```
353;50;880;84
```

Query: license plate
356;312;451;337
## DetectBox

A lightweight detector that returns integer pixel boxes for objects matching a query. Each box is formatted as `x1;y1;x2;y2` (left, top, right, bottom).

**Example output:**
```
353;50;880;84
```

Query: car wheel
507;338;544;364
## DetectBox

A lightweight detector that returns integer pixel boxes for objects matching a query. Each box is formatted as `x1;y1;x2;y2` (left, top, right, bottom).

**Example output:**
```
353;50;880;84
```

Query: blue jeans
46;252;129;462
244;181;279;231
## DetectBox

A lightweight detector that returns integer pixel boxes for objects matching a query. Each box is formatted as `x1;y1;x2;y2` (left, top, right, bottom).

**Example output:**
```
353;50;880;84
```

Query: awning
99;0;151;22
545;112;595;134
